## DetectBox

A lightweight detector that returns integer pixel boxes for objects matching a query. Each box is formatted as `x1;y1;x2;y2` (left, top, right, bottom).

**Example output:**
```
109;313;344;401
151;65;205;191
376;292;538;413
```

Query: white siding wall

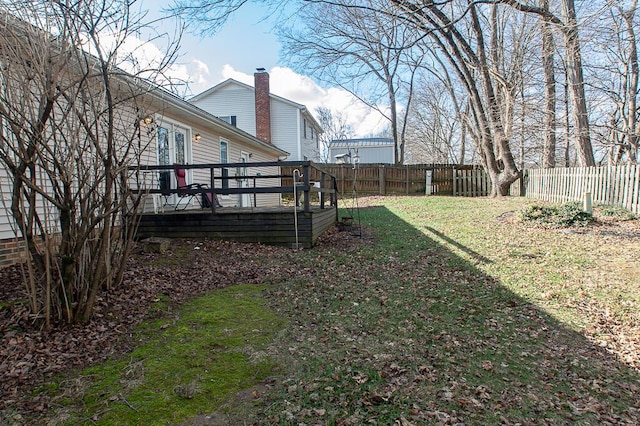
300;117;320;161
0;102;145;240
192;83;318;162
191;85;256;135
271;100;300;160
0;165;14;240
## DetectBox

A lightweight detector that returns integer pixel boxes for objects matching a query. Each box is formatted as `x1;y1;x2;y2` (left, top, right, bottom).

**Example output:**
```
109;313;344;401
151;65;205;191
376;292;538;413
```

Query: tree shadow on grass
262;205;640;425
423;225;493;265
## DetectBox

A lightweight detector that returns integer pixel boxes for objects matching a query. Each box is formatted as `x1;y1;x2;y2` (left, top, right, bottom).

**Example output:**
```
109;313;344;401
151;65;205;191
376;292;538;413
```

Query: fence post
406;165;409;194
453;168;457;196
583;192;592;214
379;165;386;195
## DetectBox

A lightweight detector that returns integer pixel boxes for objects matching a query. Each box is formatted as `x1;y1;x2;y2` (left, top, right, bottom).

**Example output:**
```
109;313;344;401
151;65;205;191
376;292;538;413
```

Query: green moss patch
47;284;284;425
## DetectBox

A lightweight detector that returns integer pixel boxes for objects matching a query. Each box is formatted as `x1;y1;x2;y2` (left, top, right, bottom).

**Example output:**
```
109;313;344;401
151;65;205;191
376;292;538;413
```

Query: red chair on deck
173;164;213;210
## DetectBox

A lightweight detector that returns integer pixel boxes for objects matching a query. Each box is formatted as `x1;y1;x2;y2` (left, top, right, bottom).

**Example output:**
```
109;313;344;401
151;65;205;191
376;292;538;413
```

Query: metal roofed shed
328;137;395;164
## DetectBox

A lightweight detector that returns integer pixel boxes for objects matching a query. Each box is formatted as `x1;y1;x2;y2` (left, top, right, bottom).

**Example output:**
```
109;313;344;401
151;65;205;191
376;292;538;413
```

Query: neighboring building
329;138;396;164
189;69;323;162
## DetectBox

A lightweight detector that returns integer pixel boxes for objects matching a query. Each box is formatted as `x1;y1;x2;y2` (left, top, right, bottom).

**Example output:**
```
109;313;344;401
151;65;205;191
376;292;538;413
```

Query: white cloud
109;31;387;137
94;31;193;95
220;64;254;85
185;59;211;92
218;65;388;137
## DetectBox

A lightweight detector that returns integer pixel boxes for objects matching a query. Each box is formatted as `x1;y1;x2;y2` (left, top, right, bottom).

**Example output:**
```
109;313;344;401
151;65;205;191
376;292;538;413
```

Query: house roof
190;78;323;132
329;138;394;149
148;83;289;157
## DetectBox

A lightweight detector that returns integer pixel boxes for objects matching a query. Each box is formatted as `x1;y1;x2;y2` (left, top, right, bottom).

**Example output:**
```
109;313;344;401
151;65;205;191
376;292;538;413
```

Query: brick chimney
254;68;272;144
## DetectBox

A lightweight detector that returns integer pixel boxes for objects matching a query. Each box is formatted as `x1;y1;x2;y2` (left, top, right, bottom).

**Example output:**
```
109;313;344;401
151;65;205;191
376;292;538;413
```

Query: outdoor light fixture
140;115;153;126
194;133;202;141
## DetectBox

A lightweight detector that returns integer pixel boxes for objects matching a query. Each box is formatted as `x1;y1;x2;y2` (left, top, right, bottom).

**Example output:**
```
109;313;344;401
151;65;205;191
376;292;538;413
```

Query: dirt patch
177;383;272;426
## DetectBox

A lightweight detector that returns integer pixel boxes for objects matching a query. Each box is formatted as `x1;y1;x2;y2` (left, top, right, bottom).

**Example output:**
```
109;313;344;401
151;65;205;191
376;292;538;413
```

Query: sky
136;0;387;137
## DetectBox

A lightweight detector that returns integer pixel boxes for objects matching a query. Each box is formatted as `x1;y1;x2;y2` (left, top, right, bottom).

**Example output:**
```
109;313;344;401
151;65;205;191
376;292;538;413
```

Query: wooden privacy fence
282;164;480;196
281;164;639;214
522;165;640;214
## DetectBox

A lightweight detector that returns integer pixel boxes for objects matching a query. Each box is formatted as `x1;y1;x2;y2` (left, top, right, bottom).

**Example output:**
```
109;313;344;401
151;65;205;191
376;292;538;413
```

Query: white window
220;140;229;191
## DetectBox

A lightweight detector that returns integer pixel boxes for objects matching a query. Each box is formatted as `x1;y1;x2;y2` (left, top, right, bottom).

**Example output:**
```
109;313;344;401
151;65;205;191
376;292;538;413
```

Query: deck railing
129;161;338;214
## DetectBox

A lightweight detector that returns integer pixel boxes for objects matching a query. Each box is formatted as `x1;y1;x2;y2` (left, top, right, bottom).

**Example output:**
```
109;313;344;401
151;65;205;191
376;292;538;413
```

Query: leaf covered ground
1;196;639;425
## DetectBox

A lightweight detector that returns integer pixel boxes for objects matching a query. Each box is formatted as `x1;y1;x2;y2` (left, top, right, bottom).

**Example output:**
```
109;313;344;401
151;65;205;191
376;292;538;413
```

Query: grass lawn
35;196;640;425
258;196;640;424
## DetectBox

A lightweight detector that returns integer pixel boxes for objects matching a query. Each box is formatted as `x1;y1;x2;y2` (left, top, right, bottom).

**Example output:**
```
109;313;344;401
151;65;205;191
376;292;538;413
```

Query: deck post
320;171;326;208
253;176;257;208
303;163;311;213
210;167;216;213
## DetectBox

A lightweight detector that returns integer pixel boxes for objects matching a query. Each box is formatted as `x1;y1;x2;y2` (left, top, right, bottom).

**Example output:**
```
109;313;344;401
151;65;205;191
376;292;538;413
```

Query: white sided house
190;69;323;162
140;89;288;209
0;83;288;268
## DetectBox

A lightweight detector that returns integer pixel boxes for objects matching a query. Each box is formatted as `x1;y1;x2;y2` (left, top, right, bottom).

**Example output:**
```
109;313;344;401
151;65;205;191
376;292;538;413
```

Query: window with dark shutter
218;116;237;127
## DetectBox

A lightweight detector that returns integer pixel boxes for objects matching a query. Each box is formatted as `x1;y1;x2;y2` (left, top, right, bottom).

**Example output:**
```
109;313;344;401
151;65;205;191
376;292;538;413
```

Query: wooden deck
135;206;338;248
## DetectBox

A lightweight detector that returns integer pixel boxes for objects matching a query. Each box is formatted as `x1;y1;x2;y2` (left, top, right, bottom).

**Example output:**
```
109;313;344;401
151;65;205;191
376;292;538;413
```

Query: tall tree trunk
471;6;519;196
519;79;525;170
540;0;557;168
561;0;595;166
621;0;639;163
459;102;469;165
387;78;402;164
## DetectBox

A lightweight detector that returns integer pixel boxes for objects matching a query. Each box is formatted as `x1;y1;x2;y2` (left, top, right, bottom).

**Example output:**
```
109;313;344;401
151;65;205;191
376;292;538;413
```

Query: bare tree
278;0;424;164
539;0;557;168
315;106;354;163
594;0;639;164
407;82;465;164
387;1;528;195
406;50;472;165
0;0;179;325
497;0;595;166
